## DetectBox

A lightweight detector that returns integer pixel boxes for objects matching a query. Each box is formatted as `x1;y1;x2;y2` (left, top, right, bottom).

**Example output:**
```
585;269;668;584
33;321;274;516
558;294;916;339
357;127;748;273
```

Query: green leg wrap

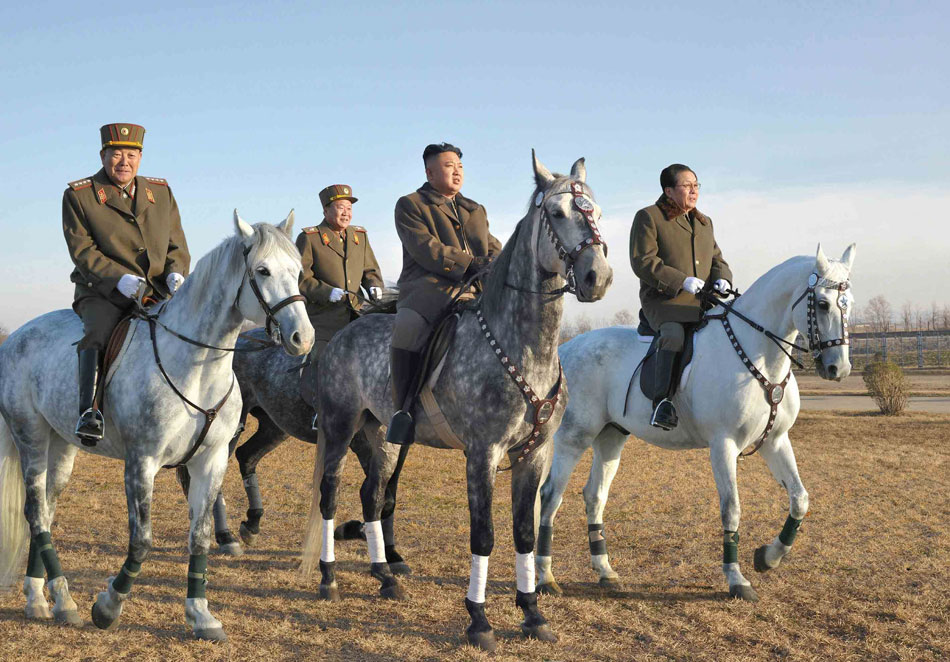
112;557;143;594
778;516;803;546
26;538;45;579
187;554;208;599
723;530;739;564
34;532;63;580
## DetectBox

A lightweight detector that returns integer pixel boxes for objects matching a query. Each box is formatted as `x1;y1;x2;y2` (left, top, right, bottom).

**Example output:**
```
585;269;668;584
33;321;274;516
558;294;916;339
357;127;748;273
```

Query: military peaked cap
319;184;357;207
100;123;145;150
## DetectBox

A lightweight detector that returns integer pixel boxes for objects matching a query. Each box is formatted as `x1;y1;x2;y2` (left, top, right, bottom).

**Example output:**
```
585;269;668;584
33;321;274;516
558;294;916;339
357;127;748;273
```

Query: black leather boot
386;348;422;445
650;349;679;431
75;349;104;445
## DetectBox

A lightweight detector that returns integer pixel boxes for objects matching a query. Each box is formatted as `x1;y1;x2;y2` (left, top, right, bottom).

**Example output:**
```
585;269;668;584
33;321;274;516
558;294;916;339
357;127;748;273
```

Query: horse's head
793;243;856;381
233;210;314;356
531;151;613;302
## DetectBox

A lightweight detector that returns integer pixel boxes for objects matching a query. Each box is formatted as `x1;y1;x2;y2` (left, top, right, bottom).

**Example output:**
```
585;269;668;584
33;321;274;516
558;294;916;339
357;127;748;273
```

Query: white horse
536;244;855;601
0;213;313;640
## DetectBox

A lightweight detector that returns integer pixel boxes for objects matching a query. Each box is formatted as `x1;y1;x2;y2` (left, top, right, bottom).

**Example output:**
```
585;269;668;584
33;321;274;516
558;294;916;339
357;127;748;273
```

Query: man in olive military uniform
386;143;502;445
297;184;384;359
630;163;732;430
63;123;190;445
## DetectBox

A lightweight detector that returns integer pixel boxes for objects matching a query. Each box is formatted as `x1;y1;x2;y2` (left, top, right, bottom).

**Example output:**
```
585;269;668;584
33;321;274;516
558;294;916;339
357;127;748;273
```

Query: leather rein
704;273;850;457
135;244;306;468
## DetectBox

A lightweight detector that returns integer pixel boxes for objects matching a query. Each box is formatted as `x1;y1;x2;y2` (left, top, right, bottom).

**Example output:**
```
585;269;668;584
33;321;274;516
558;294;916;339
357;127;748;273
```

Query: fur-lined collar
656;194;708;225
418;182;479;212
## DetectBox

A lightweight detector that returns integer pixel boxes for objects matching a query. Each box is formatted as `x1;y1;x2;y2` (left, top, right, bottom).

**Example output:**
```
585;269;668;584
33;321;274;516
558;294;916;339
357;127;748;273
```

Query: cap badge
145;188;155;204
343;187;349;194
120;127;130;136
96;187;107;205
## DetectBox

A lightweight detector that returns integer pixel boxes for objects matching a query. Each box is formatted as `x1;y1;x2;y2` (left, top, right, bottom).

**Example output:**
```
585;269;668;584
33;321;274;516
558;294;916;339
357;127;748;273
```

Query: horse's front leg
182;446;229;641
511;445;558;643
709;439;758;602
754;432;808;573
92;456;159;630
360;442;405;599
463;449;500;652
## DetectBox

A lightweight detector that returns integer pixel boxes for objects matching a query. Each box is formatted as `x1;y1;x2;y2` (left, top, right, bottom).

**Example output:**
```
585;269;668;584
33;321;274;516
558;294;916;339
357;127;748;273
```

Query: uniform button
136;247;145;252
695;260;699;265
127;218;135;223
87;282;93;287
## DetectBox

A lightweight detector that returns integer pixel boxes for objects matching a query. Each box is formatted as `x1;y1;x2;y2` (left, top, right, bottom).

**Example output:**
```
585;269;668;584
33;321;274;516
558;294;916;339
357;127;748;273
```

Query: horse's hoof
219;542;243;557
25;604;52;620
54;608;83;627
729;584;760;602
598;576;622;590
388;561;411;576
380;582;406;600
238;522;258;547
466;628;497;653
522;622;558;642
334;520;365;541
319;583;341;602
91;600;119;630
194;627;228;642
753;545;775;573
536;581;563;596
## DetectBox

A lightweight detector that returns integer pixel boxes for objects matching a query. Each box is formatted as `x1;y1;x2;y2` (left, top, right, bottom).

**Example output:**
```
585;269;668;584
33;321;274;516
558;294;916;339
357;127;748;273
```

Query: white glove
682;276;705;294
713;278;731;293
166;272;185;294
329;287;345;303
369;286;383;301
117;274;146;299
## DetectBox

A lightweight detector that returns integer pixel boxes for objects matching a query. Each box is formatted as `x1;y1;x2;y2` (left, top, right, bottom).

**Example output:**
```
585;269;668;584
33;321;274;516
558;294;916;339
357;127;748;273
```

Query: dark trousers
75;296;131;352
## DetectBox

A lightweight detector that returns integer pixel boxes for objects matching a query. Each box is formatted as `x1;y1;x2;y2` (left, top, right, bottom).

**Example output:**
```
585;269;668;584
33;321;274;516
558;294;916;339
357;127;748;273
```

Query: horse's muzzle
574;248;613;303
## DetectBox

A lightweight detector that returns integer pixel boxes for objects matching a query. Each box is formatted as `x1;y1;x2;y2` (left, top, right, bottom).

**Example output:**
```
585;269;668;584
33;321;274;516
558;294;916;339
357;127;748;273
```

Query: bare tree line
854;296;950;334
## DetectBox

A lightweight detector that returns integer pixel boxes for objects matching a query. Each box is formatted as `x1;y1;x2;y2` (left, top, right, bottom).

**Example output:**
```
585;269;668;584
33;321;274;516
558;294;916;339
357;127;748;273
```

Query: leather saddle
93;315;137;412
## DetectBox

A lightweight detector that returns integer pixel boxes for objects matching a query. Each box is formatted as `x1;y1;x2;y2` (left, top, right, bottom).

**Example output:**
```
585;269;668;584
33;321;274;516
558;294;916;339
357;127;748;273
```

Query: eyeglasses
676;183;701;191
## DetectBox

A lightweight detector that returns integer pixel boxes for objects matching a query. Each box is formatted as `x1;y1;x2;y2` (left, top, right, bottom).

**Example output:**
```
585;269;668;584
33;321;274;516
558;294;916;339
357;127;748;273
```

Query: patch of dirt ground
1;411;948;661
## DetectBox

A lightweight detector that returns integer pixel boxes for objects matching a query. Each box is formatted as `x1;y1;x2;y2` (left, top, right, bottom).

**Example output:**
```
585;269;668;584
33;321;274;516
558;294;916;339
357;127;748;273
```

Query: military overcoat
63;168;190;308
394;182;502;323
296;221;383;342
629;195;732;330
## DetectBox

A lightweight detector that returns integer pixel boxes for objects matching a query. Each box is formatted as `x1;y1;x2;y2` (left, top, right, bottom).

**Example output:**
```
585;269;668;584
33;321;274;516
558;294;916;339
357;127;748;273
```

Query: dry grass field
1;410;948;661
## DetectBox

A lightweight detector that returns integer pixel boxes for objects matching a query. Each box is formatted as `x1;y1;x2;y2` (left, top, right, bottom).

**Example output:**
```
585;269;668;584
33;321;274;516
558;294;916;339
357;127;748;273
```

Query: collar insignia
96;187;107;205
145;188;155;203
321;233;330;246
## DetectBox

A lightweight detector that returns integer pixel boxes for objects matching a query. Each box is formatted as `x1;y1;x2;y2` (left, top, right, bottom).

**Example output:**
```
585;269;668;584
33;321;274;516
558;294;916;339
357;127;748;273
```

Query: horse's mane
178;223;300;314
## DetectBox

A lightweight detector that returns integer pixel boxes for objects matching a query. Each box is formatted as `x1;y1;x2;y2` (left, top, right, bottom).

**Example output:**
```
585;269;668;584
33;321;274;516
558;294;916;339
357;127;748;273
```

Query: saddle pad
101;316;138;392
638;325;698;401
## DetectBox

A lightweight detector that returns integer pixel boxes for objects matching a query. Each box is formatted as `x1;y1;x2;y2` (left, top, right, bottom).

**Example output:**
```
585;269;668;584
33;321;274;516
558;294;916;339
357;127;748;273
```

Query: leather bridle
236;244;307;343
791;273;851;358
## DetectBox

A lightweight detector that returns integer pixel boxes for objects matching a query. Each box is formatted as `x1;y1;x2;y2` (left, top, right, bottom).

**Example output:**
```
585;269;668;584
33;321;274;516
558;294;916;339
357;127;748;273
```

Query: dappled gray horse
0;213;312;641
300;153;612;652
536;245;855;602
197;323;410;574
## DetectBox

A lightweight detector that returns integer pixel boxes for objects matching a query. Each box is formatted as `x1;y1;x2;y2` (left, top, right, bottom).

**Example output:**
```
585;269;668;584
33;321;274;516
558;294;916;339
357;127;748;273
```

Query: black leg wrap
778;515;803;546
242;508;263;534
723;530;739;564
112;557;142;594
537;524;553;556
588;523;607;556
35;532;63;580
26;538;45;579
186;554;208;599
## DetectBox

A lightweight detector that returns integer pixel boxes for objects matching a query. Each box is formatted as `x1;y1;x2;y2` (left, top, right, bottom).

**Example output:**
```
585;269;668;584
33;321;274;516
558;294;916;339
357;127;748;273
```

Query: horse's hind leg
359;440;405;600
511;446;557;644
92;456;159;631
584;425;627;588
710;439;758;602
313;420;352;602
235;409;288;546
536;422;587;595
463;449;500;652
754;432;808;573
180;446;230;641
13;423;81;625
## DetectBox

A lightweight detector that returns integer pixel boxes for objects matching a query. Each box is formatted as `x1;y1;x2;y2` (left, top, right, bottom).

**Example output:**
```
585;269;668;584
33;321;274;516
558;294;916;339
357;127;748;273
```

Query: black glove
465;255;492;278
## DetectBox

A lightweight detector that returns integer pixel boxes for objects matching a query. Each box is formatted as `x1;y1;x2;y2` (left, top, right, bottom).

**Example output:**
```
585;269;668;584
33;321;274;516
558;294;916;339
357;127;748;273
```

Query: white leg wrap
516;552;535;594
321;519;335;563
364;520;386;564
466;554;489;603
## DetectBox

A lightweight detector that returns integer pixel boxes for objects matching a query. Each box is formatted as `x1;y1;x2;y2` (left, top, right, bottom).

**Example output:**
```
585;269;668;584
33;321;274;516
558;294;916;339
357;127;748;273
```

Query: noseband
792;273;851;358
237;244;307;342
532;181;606;294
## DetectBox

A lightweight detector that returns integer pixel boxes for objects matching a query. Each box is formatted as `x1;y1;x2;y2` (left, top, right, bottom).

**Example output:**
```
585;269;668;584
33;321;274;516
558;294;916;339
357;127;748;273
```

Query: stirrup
75;408;105;446
310;411;319;431
386;410;414;445
650;399;677;431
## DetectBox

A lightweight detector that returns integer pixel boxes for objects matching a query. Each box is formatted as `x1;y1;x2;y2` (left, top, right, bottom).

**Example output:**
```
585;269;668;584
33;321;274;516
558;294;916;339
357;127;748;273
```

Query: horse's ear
277;209;295;238
815;243;831;275
841;243;856;271
570;157;587;183
234;209;255;247
532;149;555;189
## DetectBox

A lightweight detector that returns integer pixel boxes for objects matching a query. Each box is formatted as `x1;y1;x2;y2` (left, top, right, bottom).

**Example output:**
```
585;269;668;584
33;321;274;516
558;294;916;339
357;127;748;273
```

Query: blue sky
1;1;948;331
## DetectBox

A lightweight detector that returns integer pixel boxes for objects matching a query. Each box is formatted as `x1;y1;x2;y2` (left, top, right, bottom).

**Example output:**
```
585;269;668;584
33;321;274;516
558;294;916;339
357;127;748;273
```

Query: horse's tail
299;429;327;576
0;415;28;588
